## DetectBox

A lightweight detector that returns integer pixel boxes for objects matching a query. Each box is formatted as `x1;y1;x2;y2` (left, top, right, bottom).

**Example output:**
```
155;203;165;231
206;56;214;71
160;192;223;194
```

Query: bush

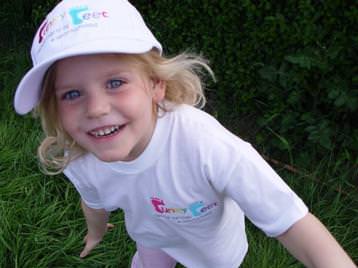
3;0;357;169
136;0;357;169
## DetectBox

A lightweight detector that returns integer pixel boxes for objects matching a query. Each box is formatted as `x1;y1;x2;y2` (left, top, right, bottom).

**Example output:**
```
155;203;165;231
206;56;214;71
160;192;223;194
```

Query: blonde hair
36;50;215;174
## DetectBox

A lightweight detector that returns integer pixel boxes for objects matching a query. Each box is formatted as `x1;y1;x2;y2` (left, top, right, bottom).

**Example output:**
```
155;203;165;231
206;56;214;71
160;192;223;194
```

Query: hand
80;223;114;258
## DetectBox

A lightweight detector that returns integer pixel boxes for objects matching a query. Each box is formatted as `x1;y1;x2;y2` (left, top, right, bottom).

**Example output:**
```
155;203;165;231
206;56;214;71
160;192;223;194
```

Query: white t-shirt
64;104;308;268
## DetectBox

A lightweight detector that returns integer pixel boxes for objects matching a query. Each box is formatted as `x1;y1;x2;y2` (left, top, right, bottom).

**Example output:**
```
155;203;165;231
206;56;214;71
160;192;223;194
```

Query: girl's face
55;54;165;162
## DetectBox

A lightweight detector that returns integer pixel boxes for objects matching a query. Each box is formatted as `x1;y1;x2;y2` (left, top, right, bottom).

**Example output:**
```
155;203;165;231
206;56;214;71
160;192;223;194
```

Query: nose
86;92;111;118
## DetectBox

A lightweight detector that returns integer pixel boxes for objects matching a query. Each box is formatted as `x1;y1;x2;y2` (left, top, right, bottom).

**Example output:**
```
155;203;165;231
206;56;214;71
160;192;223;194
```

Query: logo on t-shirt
150;197;219;224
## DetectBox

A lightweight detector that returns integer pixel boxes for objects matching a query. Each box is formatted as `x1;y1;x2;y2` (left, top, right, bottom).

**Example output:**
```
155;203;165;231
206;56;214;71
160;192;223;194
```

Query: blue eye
107;79;124;89
62;90;81;100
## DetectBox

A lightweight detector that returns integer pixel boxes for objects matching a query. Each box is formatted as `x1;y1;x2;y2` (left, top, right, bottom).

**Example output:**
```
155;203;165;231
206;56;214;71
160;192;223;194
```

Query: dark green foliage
2;1;356;169
0;0;58;49
135;0;357;171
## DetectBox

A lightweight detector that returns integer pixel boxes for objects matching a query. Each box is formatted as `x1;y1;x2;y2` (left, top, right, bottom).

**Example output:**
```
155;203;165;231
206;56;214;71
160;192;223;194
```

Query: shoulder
66;152;96;170
169;104;224;138
63;153;97;184
170;104;218;125
167;104;253;173
169;104;249;150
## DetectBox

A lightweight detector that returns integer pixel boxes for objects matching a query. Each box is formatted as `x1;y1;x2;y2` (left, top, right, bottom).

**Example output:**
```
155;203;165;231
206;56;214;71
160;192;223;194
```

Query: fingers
107;223;114;229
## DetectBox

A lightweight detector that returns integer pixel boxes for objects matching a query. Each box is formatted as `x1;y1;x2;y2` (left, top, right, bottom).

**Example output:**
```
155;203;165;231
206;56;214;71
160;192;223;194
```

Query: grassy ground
1;50;357;267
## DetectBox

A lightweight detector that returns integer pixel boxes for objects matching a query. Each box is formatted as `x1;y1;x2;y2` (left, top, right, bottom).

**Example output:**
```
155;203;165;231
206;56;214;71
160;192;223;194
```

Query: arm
80;199;112;258
277;212;356;268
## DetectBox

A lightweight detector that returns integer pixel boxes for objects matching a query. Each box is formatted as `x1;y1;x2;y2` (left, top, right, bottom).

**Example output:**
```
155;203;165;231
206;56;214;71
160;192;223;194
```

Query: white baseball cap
14;0;162;114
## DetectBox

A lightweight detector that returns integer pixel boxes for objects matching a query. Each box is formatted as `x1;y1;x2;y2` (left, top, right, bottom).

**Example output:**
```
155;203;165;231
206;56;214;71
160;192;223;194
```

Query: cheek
115;89;154;115
56;103;78;133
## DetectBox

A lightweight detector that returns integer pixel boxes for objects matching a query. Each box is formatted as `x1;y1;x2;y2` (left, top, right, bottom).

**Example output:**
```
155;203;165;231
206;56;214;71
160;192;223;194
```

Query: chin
94;151;132;162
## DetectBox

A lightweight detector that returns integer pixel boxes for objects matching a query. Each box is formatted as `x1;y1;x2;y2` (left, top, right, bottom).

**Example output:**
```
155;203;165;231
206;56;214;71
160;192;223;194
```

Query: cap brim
14;38;161;114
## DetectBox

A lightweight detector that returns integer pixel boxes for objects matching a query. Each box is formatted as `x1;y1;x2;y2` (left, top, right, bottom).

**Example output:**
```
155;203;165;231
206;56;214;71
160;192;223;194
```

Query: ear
151;78;166;103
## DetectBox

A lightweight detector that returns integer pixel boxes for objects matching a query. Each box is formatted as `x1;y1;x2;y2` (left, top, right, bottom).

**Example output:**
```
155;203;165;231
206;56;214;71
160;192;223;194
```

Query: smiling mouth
88;125;125;138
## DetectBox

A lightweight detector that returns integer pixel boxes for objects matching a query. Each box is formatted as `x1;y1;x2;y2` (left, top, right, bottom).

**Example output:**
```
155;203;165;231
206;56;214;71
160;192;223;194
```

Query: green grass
1;49;357;267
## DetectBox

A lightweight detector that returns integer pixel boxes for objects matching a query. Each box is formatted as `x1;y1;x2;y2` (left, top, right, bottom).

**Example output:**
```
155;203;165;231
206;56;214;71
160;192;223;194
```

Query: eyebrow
55;70;132;91
102;69;131;78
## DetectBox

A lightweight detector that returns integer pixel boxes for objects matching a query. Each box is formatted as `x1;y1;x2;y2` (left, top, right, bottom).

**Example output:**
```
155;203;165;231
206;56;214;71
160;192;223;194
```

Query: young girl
14;0;356;267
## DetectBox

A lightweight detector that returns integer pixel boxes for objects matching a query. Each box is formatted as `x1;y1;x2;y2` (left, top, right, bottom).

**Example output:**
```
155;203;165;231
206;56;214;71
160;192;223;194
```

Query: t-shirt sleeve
63;156;104;210
224;143;308;237
203;130;308;237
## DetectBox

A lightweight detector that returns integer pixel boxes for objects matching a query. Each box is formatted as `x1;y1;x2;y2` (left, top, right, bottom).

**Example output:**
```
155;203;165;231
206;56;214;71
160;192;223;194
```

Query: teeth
91;125;120;137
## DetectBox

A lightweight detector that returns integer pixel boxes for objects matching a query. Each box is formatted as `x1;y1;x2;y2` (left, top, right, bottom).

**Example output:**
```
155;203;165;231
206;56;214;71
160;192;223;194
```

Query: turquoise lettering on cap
69;6;89;25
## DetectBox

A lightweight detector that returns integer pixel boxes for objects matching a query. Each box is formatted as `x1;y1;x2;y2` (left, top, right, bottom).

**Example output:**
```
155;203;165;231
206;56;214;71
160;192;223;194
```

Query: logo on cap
38;5;109;44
